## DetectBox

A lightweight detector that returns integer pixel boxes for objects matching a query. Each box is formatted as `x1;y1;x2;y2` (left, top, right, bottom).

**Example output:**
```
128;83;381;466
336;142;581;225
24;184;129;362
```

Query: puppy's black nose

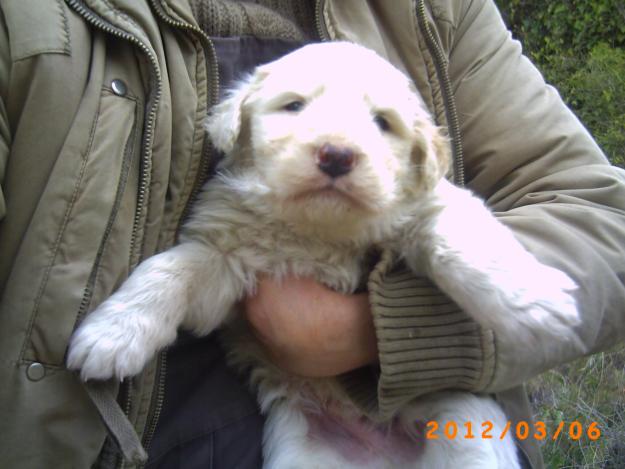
317;143;355;178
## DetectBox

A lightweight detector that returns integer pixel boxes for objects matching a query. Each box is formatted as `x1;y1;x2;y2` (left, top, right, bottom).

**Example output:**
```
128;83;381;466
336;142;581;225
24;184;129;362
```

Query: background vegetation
494;2;625;466
495;0;625;167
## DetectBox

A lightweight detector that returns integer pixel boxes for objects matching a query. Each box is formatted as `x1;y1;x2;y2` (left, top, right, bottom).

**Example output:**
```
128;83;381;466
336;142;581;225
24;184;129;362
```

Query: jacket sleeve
357;0;625;419
0;8;9;222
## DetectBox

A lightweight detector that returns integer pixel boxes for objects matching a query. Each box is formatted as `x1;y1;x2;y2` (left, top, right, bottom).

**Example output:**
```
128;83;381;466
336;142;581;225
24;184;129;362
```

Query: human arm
367;0;625;416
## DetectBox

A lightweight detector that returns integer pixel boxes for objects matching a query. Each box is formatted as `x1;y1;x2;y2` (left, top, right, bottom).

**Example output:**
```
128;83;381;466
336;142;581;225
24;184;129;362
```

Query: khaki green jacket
1;1;624;468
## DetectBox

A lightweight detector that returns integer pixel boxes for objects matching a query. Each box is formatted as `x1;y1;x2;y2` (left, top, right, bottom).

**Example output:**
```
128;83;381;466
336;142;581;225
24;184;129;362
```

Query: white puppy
68;42;581;468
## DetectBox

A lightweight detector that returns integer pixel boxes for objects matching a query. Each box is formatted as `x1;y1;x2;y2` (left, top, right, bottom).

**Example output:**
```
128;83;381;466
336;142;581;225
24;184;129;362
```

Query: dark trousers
146;333;264;469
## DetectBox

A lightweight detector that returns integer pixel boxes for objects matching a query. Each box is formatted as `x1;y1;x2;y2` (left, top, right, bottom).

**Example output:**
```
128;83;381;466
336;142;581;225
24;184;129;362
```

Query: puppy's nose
316;143;355;178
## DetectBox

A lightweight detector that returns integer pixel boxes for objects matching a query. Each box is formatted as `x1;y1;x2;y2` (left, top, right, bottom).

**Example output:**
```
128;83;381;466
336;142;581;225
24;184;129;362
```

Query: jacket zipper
138;1;221;461
146;0;220;236
415;0;465;187
65;2;162;468
315;0;330;41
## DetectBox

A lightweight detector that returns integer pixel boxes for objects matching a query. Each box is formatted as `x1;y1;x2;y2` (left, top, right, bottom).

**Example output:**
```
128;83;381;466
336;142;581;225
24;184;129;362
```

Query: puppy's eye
373;114;391;132
283;100;305;112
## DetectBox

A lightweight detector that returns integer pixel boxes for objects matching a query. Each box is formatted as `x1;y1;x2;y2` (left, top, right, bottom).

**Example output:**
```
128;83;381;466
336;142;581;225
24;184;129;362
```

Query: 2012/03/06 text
425;420;601;441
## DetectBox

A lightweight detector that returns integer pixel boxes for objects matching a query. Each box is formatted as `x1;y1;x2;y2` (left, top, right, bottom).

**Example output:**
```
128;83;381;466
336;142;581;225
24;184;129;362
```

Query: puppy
68;42;580;468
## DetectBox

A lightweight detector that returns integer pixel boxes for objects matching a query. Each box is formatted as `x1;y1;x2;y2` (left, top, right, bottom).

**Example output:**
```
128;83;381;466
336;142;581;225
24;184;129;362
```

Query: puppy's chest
242;226;368;294
186;198;369;294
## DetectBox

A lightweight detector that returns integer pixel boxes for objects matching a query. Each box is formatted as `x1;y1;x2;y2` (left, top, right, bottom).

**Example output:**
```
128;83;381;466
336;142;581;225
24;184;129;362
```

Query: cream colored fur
68;42;581;468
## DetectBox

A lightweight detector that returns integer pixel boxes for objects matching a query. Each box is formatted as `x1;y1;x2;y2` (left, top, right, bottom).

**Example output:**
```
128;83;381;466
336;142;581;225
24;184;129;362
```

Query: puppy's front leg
401;179;581;347
67;242;245;381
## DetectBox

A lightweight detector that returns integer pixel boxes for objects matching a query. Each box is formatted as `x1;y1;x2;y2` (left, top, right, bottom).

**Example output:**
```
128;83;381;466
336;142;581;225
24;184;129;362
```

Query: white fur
68;42;581;468
398;180;581;350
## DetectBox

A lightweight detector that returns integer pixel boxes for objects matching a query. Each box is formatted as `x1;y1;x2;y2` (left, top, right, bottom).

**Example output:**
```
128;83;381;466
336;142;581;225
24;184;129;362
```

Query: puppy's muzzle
316;143;356;178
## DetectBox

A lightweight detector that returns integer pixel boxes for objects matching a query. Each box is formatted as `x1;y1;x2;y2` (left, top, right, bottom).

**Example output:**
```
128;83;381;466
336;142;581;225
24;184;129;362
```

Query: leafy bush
559;44;625;167
496;1;625;59
495;0;625;167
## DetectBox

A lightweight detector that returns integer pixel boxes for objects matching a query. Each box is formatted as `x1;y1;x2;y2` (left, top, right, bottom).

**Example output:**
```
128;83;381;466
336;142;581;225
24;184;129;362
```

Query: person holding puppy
0;1;623;468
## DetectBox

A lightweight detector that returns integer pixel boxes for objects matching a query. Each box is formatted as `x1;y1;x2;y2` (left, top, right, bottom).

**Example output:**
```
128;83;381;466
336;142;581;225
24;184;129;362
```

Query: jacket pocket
19;88;139;367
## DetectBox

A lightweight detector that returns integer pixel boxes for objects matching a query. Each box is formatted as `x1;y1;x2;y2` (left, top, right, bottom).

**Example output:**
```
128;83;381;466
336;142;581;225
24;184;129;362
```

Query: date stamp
425;420;601;441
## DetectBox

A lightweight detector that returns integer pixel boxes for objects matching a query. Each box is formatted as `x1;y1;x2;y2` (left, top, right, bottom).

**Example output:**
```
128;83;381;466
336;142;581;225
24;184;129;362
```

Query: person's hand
243;275;378;377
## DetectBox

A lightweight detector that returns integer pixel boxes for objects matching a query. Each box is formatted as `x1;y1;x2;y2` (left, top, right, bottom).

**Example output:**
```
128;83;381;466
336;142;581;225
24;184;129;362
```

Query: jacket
1;1;624;468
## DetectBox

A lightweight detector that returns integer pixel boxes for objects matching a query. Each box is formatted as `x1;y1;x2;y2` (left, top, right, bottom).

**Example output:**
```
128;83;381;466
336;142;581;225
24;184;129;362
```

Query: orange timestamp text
425;420;601;441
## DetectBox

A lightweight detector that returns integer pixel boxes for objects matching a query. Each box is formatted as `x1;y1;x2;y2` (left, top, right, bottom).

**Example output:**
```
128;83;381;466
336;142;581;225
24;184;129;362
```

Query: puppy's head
206;42;449;240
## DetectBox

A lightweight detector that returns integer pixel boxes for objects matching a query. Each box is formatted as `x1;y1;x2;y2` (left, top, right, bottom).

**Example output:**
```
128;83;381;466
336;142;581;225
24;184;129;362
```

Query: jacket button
26;362;46;381
111;79;127;96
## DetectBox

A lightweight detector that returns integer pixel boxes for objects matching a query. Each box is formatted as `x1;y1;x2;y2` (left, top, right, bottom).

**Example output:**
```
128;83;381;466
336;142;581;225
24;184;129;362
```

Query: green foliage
495;0;625;167
497;1;625;60
560;44;625;167
527;346;625;468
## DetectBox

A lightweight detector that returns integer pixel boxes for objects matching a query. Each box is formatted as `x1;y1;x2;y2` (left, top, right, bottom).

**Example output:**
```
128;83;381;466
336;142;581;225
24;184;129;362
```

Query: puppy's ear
412;120;451;190
205;70;267;155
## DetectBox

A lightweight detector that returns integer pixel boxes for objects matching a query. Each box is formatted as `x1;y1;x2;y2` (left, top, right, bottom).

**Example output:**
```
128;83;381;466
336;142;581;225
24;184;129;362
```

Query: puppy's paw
67;301;168;381
409;179;583;346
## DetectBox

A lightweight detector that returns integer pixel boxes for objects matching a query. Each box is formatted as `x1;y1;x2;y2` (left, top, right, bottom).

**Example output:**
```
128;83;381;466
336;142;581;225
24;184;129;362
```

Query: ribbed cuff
341;250;496;421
